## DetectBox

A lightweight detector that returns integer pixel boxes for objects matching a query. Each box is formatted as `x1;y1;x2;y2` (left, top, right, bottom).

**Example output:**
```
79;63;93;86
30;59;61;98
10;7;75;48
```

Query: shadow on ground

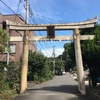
12;85;98;100
27;85;79;94
27;85;94;100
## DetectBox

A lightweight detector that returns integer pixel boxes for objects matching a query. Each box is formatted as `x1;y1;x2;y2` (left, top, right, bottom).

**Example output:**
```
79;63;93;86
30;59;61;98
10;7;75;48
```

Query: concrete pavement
12;73;97;100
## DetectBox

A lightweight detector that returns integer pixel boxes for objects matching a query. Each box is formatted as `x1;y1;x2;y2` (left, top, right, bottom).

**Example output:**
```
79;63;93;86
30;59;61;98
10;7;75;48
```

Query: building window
4;44;16;54
10;44;16;53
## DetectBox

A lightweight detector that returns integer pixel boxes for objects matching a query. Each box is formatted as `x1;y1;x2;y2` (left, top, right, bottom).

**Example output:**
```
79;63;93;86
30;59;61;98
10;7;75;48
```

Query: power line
0;0;16;14
30;0;64;24
29;0;54;50
31;0;67;23
38;42;51;57
0;0;23;20
30;39;38;51
28;4;51;57
33;13;66;23
14;0;23;22
28;22;50;56
29;0;64;57
0;0;37;52
29;17;51;56
29;19;50;55
35;0;46;24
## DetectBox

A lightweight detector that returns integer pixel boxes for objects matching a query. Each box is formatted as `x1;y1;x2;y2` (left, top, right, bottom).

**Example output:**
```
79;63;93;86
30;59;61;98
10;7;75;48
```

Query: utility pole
20;0;29;94
52;46;55;74
26;0;29;24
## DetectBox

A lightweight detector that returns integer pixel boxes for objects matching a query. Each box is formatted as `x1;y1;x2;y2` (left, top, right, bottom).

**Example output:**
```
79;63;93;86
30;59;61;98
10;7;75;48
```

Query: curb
87;87;100;100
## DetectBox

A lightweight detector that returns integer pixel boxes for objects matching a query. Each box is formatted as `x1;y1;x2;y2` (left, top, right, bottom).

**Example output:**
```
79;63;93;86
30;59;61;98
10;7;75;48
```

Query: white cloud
41;48;64;57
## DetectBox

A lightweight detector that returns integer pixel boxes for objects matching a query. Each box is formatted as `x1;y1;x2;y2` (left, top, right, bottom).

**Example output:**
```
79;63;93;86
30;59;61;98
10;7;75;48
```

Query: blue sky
0;0;100;57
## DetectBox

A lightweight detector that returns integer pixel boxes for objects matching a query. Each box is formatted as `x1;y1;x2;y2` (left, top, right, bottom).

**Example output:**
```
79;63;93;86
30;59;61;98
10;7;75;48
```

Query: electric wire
30;0;67;24
33;0;52;52
28;2;51;57
14;0;22;22
29;0;65;57
30;0;69;24
29;19;49;54
15;0;37;50
0;0;45;54
0;0;37;52
38;42;51;57
33;13;67;23
35;0;46;24
0;0;16;14
0;0;23;20
29;0;55;57
31;0;54;49
29;18;50;56
31;0;47;24
30;17;50;56
28;20;38;50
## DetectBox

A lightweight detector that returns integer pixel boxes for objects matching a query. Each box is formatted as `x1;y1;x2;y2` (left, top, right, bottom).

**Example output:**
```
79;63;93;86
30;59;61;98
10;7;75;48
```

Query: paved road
12;73;97;100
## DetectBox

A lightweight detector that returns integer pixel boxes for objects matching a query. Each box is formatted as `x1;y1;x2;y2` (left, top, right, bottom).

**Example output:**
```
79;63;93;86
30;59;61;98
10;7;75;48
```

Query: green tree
0;63;9;92
0;29;20;89
0;29;22;96
0;29;9;80
28;50;54;82
81;24;100;70
62;24;100;72
63;24;100;71
62;43;75;71
0;29;9;53
55;58;65;74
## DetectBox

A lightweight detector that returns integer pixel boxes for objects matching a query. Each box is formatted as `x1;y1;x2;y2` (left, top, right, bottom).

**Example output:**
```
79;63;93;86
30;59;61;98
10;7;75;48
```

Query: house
0;13;36;63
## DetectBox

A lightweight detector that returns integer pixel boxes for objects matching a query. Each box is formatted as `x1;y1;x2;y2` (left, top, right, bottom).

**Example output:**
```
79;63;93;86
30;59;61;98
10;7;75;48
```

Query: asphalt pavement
12;73;97;100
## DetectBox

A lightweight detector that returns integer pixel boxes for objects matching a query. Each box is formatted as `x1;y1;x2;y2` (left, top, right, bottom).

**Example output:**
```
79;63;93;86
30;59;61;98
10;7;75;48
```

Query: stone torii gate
5;17;98;95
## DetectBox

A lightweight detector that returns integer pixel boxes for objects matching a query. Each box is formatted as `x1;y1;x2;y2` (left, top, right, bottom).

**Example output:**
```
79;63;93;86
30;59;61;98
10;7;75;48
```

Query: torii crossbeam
6;18;97;31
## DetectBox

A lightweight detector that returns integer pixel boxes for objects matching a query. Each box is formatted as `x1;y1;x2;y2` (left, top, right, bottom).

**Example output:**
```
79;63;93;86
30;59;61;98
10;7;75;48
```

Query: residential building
0;13;36;63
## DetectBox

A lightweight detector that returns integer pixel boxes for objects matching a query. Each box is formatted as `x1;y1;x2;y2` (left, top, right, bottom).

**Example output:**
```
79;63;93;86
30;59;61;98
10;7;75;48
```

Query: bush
0;89;18;100
7;61;21;88
39;77;46;82
0;61;21;99
0;73;9;92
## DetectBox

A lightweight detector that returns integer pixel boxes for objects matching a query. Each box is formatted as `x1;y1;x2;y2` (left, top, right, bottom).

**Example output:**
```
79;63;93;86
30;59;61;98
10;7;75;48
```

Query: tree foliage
63;24;100;72
81;24;100;71
28;51;54;82
0;29;20;98
0;29;10;91
0;29;9;53
62;43;75;71
54;58;65;74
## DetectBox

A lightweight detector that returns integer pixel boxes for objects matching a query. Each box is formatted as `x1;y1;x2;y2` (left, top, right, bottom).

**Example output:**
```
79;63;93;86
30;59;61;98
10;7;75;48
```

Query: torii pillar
73;28;86;95
20;30;29;94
